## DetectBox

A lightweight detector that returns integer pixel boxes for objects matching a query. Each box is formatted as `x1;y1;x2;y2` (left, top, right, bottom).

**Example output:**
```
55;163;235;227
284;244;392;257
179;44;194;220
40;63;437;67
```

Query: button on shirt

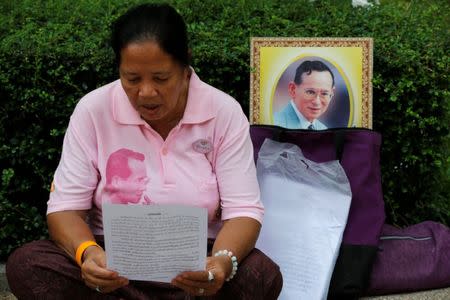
47;70;264;238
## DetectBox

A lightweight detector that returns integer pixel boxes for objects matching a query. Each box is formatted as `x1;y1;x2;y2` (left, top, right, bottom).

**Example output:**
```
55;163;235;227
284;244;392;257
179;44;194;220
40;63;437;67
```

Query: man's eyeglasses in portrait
301;88;333;101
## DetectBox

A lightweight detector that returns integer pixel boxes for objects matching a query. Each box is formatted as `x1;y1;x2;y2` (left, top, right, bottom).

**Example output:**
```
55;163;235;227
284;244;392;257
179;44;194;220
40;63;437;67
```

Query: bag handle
271;127;284;142
334;131;345;162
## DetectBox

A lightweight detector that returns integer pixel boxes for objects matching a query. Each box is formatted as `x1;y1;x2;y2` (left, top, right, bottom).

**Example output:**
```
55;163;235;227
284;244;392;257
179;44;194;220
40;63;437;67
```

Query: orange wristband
75;241;101;267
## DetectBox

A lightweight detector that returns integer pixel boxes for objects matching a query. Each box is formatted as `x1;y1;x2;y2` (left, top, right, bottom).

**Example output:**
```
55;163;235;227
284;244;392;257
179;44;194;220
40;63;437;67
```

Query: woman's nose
139;82;157;97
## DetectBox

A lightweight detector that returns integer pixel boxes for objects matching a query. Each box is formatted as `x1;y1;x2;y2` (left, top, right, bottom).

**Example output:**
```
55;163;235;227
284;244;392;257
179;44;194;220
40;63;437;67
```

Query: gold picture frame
250;37;373;129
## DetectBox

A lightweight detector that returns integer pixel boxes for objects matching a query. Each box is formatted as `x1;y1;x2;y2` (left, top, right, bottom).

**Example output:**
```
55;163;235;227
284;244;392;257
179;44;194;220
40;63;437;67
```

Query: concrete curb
0;264;8;292
0;263;16;299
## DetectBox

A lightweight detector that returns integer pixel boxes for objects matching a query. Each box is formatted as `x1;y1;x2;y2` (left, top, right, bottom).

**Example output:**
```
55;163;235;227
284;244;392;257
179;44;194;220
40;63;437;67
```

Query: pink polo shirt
47;71;263;237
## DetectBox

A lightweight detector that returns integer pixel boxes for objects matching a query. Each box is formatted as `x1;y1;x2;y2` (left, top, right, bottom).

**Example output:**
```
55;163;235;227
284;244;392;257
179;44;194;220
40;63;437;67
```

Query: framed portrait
250;37;373;129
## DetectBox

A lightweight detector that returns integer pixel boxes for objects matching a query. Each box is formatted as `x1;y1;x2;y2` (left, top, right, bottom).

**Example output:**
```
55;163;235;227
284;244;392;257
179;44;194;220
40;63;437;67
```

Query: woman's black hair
110;3;189;66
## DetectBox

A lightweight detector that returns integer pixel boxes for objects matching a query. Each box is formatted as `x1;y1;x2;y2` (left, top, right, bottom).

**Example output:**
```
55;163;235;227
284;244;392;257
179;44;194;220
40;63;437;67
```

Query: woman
6;3;282;299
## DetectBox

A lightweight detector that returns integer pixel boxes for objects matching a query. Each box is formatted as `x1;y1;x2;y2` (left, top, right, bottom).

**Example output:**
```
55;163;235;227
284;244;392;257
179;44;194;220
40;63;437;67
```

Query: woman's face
119;41;189;127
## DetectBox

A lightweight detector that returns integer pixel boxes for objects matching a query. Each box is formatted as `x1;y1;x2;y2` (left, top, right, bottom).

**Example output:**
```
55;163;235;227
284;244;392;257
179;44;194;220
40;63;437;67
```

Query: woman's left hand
171;255;231;296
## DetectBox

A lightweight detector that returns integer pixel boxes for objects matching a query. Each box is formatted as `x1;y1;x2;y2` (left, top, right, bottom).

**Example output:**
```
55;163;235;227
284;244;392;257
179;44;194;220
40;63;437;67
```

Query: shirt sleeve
214;101;264;224
47;103;99;214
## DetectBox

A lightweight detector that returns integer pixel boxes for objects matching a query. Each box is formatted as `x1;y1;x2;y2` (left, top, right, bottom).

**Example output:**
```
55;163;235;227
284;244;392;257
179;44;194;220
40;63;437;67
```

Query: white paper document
102;203;208;283
256;139;352;300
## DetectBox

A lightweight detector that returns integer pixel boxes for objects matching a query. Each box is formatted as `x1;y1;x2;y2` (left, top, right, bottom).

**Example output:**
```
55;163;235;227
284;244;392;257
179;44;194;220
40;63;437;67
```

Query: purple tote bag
367;221;450;295
250;125;385;299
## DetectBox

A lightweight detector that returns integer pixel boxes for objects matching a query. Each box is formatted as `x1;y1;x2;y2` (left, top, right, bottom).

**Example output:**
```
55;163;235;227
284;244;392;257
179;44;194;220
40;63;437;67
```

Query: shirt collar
179;69;215;124
112;69;215;126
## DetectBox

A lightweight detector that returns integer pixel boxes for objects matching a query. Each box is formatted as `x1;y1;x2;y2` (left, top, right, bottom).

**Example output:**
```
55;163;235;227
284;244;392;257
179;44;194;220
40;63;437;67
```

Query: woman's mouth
143;103;160;110
139;103;163;119
141;103;161;113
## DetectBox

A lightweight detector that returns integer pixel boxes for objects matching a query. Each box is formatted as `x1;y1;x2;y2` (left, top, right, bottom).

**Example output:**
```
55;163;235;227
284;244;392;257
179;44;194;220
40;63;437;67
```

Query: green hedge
1;0;449;260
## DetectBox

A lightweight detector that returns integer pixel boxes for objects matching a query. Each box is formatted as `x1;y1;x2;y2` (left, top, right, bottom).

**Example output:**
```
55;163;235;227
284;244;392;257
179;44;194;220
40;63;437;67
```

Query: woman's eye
154;77;168;83
127;78;139;83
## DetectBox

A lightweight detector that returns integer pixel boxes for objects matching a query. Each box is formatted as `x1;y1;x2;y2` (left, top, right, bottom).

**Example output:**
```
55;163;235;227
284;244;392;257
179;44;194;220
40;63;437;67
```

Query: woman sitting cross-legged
6;3;283;300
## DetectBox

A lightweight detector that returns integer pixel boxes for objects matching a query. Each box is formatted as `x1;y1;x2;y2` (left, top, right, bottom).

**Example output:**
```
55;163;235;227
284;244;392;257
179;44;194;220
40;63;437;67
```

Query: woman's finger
81;251;129;293
172;271;222;296
177;270;210;281
172;278;218;296
84;281;125;294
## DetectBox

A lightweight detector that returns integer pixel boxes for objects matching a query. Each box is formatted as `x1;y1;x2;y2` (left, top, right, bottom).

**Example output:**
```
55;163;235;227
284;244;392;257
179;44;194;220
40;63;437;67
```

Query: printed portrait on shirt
104;148;151;204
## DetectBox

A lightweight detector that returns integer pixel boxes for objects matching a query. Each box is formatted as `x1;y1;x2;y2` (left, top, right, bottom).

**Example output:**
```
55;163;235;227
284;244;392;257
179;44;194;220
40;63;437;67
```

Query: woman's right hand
80;245;129;293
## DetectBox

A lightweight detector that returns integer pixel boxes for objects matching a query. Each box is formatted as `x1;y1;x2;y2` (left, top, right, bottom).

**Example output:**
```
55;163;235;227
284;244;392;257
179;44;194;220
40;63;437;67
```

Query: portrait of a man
273;60;335;130
250;37;373;129
104;148;151;204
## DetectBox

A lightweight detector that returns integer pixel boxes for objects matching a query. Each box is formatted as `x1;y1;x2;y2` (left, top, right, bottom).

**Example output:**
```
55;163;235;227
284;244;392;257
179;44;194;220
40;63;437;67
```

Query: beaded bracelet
214;249;238;281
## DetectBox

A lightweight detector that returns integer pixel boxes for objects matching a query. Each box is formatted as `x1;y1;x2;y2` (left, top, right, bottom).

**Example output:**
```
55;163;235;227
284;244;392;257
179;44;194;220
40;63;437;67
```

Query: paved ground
2;263;450;299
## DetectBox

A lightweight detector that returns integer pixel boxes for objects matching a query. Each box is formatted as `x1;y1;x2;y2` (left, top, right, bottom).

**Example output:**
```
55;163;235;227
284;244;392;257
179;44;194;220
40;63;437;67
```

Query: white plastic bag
256;138;352;300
